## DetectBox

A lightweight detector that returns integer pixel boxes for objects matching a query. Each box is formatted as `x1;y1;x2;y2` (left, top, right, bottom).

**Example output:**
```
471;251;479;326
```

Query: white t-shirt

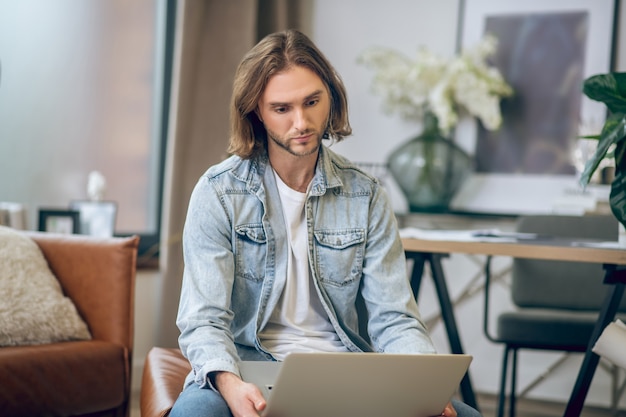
259;170;348;360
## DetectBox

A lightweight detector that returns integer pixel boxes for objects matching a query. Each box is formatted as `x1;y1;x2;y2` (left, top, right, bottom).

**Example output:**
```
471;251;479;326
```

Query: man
171;29;481;417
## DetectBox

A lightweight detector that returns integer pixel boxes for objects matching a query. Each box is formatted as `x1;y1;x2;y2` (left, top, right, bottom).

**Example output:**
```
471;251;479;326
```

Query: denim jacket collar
230;144;343;197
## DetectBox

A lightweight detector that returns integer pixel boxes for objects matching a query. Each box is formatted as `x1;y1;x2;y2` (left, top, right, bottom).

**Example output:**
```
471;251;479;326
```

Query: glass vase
387;114;473;212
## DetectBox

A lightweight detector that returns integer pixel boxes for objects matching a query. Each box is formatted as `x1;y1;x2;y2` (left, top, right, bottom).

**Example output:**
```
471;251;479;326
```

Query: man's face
257;65;331;158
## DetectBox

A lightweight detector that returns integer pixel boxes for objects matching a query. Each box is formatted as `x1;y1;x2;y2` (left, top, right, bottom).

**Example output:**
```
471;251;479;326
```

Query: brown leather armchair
0;232;139;417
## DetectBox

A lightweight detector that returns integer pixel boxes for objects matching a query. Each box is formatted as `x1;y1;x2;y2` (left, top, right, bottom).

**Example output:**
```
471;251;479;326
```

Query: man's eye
274;107;287;113
306;99;319;107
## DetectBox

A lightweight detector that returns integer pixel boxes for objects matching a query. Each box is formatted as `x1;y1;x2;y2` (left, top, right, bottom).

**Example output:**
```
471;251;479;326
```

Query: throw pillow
0;225;92;346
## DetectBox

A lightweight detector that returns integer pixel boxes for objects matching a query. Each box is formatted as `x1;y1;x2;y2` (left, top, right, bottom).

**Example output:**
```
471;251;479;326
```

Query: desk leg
563;269;626;417
429;254;479;411
406;252;479;411
408;253;426;299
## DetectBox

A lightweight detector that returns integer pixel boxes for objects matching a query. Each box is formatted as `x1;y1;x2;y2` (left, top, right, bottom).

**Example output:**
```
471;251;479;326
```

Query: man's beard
266;128;324;157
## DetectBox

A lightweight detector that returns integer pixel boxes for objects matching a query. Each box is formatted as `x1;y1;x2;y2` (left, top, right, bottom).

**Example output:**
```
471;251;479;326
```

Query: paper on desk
400;228;477;241
592;319;626;370
571;240;626;250
399;227;519;242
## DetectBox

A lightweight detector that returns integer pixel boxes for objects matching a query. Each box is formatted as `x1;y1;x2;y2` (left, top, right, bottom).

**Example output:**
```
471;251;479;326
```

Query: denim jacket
177;145;436;388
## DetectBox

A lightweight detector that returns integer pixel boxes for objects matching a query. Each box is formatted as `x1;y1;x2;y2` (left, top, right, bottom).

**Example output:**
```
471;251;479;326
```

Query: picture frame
69;200;117;238
38;209;80;234
451;0;618;215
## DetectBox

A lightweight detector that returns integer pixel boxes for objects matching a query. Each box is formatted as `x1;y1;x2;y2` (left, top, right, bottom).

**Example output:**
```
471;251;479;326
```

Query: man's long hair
228;29;352;159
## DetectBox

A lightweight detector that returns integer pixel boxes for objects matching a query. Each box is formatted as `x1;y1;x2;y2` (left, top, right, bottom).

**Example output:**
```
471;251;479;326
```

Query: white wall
133;269;162;392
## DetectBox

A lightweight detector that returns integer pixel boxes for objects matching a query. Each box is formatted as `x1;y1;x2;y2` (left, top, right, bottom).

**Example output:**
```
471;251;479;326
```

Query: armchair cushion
0;225;91;346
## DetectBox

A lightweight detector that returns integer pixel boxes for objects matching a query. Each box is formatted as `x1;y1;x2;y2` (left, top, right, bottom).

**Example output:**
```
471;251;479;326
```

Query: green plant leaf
583;73;626;114
610;143;626;228
579;113;626;187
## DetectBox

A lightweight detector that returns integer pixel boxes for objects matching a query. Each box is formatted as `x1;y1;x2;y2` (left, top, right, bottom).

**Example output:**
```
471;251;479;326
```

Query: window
0;0;175;264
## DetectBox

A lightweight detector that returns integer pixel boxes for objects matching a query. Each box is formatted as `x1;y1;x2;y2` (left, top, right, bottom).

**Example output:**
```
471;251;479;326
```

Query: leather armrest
141;347;190;417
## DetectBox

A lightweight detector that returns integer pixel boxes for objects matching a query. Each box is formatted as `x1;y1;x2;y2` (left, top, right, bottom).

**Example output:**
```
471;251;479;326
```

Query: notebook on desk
239;352;473;417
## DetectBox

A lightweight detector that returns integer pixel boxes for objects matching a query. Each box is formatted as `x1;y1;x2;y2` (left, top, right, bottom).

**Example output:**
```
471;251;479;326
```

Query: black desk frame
565;265;626;416
405;250;626;417
406;251;479;410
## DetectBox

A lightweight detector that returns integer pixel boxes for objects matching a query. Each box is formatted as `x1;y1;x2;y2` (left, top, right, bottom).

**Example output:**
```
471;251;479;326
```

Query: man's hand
436;402;457;417
214;371;267;417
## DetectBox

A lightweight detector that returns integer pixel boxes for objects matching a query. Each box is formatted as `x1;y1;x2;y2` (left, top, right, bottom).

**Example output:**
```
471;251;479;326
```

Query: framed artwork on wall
38;209;80;234
451;0;618;215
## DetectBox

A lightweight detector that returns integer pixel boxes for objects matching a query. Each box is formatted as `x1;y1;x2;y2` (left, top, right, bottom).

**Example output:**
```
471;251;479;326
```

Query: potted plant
579;72;626;233
358;35;513;212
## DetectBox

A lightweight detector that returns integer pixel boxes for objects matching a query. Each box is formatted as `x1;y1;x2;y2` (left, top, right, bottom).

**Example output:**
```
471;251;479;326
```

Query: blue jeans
169;383;230;417
169;382;483;417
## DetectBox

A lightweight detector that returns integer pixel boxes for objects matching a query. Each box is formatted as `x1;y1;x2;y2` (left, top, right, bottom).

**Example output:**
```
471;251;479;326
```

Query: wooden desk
402;236;626;417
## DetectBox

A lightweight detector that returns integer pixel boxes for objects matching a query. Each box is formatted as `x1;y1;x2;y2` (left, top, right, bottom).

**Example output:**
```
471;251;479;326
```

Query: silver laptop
239;352;472;417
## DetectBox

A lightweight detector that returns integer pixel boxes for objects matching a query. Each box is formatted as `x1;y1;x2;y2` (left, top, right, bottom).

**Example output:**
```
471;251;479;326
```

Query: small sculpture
87;171;106;202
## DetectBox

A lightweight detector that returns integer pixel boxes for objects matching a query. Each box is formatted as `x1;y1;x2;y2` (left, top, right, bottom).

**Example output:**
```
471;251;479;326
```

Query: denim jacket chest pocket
313;228;365;286
234;223;267;282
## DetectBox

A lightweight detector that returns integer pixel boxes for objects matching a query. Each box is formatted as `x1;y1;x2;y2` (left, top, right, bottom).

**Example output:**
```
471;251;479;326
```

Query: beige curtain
157;0;308;347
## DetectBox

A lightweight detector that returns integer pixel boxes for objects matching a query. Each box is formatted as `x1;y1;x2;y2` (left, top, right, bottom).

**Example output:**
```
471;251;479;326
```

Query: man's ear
254;107;263;123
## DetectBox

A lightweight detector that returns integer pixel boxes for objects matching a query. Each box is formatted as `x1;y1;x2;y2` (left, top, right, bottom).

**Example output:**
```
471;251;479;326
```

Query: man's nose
293;107;308;130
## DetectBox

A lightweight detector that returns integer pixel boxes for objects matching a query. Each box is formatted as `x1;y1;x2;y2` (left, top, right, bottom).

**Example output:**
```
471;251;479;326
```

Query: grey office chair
483;214;626;417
